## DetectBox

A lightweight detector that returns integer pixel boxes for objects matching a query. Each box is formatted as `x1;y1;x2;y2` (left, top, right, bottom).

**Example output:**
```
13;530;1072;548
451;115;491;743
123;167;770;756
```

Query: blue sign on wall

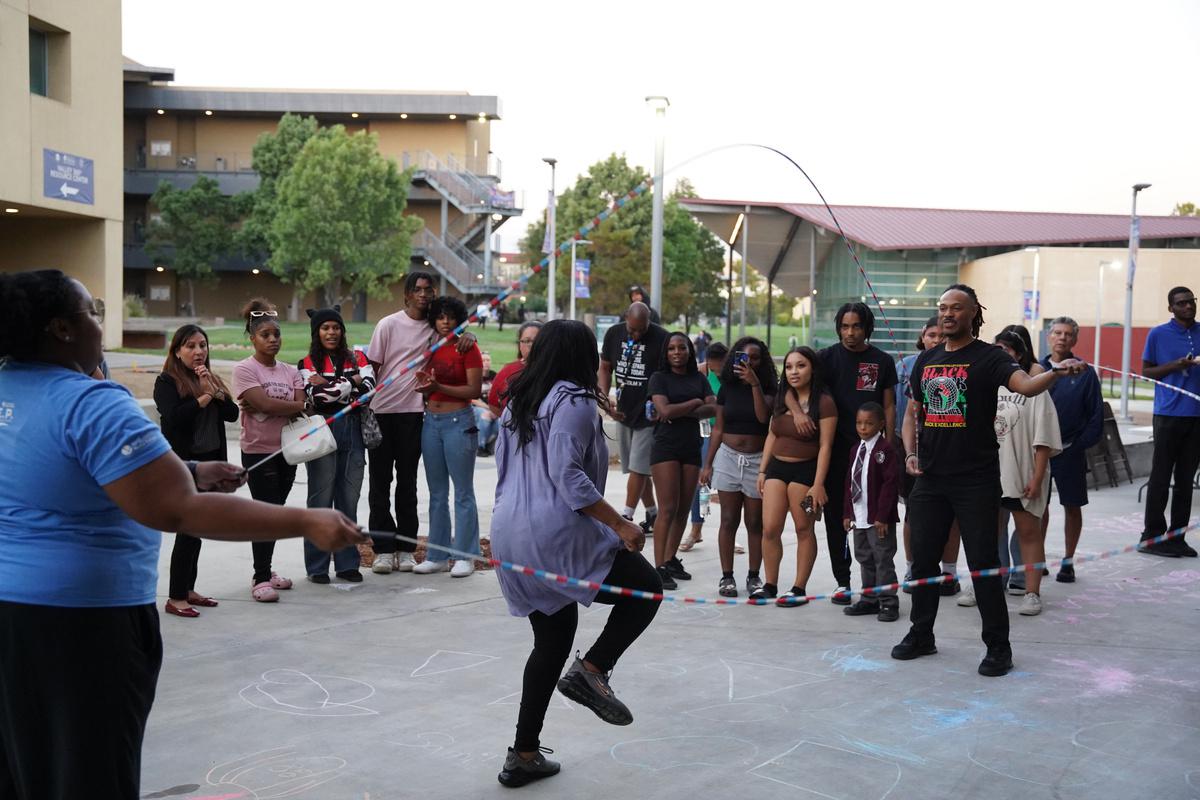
43;149;94;205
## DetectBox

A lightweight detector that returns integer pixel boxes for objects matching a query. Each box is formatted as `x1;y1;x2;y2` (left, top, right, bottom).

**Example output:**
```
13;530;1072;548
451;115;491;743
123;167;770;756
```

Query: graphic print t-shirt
601;322;668;430
910;339;1020;477
819;344;899;445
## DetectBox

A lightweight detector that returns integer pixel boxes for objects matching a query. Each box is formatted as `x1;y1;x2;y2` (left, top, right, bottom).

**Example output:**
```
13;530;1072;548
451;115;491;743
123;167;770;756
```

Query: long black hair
994;330;1033;372
658;331;698;374
944;283;986;338
1000;324;1035;362
915;315;939;350
307;313;351;373
773;346;827;416
720;336;779;395
835;301;876;339
0;269;75;361
503;320;603;449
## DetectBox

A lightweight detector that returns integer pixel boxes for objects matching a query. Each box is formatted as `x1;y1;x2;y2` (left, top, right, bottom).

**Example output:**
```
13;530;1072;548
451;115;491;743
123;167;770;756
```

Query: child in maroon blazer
841;402;902;621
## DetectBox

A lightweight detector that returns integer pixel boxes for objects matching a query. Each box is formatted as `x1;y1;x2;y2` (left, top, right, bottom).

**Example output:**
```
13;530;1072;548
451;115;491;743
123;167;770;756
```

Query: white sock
644;505;658;519
942;561;958;577
622;506;635;518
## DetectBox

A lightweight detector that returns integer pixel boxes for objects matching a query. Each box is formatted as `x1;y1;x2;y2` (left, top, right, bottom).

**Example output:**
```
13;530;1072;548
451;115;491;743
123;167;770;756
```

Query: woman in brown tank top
753;347;837;604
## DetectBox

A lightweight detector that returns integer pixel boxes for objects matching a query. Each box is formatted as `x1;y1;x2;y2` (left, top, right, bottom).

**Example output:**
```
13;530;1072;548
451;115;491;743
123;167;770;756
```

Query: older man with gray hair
1038;315;1104;582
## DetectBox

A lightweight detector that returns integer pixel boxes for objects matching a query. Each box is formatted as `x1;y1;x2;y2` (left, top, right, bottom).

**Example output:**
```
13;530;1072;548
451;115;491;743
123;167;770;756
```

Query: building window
29;29;48;96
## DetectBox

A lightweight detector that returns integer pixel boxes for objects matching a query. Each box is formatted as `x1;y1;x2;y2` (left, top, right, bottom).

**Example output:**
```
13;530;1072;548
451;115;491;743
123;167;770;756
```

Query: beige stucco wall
0;0;123;343
960;246;1200;357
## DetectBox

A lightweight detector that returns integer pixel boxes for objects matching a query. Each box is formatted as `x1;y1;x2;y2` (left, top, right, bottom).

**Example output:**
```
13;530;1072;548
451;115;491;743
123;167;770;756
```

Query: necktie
851;441;867;505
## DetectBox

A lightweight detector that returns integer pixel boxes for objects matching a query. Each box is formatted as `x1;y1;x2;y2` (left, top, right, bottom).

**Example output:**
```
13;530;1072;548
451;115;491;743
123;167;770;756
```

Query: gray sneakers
497;747;560;788
556;655;633;726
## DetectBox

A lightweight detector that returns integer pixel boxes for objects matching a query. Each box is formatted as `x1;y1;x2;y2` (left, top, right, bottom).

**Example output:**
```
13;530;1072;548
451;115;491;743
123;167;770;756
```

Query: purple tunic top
490;381;620;617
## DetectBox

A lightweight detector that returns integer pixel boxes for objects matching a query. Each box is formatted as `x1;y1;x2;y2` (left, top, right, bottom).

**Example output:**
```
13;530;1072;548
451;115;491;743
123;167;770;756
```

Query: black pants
907;472;1009;651
822;443;853;587
368;412;424;554
1143;415;1200;540
0;602;161;800
514;550;662;751
168;448;224;601
242;452;297;584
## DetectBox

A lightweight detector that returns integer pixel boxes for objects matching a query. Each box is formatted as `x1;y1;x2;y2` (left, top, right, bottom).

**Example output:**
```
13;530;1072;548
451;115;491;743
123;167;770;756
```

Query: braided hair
0;269;76;361
944;283;986;338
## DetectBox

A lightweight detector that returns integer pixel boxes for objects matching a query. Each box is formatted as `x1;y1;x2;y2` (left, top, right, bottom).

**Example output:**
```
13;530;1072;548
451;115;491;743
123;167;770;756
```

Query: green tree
267;126;421;309
1173;202;1198;216
144;175;240;315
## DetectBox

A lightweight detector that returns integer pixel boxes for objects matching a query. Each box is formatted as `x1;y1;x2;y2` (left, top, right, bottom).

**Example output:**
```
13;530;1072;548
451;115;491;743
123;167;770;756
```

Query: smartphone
733;351;749;368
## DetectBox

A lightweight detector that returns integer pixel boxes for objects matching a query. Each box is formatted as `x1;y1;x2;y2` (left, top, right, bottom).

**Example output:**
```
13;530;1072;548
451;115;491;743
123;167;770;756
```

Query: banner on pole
574;259;590;299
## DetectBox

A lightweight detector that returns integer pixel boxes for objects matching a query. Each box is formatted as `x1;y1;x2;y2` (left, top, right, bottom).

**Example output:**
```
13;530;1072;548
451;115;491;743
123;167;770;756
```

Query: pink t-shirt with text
232;358;304;454
367;310;433;414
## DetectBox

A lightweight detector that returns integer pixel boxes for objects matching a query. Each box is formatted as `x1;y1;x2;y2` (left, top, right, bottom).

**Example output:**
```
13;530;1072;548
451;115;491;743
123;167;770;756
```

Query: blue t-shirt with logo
1143;320;1200;417
0;361;171;607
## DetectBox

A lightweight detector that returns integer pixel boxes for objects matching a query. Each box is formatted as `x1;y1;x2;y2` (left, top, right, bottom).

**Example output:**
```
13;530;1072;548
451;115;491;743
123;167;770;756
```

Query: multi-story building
1;0;124;344
122;60;522;320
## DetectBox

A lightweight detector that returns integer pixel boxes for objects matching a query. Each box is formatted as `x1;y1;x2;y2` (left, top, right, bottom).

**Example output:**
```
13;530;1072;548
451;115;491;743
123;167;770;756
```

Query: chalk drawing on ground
609;735;759;771
683;702;787;723
488;689;573;710
201;745;347;799
820;645;892;674
965;728;1100;788
747;740;901;799
1073;720;1200;760
238;669;377;717
721;658;830;702
410;649;499;678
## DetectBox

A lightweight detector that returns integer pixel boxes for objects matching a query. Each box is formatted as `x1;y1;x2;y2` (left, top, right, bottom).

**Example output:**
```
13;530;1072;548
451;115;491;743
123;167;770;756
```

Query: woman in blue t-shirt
0;270;364;799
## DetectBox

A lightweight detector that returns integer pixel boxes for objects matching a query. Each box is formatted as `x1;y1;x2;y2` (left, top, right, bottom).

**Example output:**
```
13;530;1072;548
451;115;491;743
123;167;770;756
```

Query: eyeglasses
68;304;105;323
519;338;536;345
249;310;279;318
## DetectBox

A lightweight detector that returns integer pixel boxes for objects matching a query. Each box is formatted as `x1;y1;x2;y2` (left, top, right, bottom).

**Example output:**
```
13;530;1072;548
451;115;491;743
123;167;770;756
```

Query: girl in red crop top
753;347;837;604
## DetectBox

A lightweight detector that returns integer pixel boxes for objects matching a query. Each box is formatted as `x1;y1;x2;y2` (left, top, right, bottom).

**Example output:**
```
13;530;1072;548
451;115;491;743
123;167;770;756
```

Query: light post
1095;259;1121;372
569;238;592;321
543;157;557;319
1120;182;1151;420
646;95;669;320
1024;246;1040;353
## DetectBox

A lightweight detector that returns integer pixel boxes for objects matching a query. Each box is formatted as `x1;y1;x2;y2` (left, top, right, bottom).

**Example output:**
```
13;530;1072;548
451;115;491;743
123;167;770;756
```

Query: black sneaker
1138;539;1182;558
718;576;738;597
748;583;777;602
830;586;853;605
1175;538;1198;557
745;573;764;596
336;569;363;583
877;605;900;622
775;587;809;607
891;631;937;661
656;565;678;591
939;573;961;596
978;646;1014;677
307;573;331;584
640;518;655;538
556;656;633;725
665;557;692;581
843;599;880;616
497;746;560;788
1055;563;1075;583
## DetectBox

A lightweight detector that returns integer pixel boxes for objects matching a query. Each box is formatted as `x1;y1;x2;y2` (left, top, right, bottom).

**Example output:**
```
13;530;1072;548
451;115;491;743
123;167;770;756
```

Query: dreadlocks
944;283;986;338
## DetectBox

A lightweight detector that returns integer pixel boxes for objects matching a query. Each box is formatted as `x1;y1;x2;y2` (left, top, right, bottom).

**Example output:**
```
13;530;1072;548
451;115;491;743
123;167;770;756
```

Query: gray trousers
853;524;899;606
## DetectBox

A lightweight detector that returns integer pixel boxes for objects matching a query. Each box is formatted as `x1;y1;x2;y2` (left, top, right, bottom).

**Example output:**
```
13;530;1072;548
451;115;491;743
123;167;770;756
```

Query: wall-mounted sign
43;149;93;205
150;140;172;156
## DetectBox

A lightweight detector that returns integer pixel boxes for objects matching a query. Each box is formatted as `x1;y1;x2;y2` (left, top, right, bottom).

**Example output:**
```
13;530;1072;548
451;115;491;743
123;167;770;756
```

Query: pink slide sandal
268;573;293;590
251;581;279;602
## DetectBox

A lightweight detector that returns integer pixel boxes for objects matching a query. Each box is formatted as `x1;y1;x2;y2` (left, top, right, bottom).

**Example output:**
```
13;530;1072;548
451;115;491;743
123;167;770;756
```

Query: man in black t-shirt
600;303;669;531
816;303;898;603
895;285;1085;677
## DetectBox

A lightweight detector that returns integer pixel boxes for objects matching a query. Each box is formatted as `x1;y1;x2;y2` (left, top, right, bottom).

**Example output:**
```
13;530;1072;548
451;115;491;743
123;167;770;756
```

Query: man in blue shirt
1039;317;1104;581
1138;286;1200;558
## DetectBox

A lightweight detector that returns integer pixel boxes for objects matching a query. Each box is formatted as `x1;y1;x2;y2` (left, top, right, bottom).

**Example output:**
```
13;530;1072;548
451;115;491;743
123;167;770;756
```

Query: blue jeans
304;414;365;575
474;405;500;450
690;437;711;524
422;408;480;560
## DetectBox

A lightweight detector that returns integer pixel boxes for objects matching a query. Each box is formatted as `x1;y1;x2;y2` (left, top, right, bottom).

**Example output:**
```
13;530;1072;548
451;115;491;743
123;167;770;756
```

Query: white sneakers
371;553;394;575
957;585;977;607
1018;592;1043;616
396;552;416;572
450;560;475;578
413;559;450;575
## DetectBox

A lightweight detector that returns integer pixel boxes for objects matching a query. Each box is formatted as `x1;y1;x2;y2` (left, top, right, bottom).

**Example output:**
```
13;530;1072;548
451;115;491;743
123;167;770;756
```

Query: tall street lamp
543;157;558;319
1095;259;1121;372
569;238;592;321
646;95;669;320
1120;182;1151;420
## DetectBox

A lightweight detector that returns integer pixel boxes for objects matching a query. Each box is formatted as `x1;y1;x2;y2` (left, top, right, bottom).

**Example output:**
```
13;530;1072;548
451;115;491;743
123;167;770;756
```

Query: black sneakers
775;587;809;607
1055;563;1076;583
665;557;691;580
843;599;880;616
978;646;1014;677
497;747;561;788
556;656;633;725
830;586;853;605
939;573;961;596
891;631;937;661
1139;539;1182;558
718;576;738;597
877;605;900;622
655;565;677;591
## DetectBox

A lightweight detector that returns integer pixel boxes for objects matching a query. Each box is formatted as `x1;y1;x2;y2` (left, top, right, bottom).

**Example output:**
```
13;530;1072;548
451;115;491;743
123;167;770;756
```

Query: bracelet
905;453;918;461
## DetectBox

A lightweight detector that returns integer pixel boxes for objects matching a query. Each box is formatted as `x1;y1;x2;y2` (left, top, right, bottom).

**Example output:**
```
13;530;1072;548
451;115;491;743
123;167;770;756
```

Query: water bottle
645;399;656;421
698;485;711;520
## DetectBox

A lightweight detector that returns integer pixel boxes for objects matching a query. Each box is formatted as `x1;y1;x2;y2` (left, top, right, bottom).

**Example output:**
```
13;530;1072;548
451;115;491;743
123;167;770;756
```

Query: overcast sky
124;0;1200;250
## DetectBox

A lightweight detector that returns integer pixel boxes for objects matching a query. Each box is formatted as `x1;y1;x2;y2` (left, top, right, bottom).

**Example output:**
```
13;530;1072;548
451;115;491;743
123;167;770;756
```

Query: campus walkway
140;436;1200;800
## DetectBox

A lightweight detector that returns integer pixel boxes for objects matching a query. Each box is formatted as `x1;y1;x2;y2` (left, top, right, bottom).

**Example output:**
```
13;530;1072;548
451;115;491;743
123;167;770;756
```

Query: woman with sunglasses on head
154;324;239;618
489;320;542;416
413;296;483;578
232;298;307;602
647;332;717;589
699;337;778;598
0;270;363;800
490;320;659;788
298;305;375;585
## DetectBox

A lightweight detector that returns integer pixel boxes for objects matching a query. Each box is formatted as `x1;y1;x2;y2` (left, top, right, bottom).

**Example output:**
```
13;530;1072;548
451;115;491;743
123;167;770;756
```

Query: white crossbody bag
280;414;338;465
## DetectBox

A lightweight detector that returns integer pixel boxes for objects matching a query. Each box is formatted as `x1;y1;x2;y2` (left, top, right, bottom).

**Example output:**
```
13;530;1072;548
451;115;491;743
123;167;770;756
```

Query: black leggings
514;550;662;751
242;452;297;584
168;448;223;601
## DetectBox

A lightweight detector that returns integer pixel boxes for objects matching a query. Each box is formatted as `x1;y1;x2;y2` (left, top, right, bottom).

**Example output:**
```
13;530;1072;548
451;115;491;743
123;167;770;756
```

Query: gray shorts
618;425;654;475
711;443;762;499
